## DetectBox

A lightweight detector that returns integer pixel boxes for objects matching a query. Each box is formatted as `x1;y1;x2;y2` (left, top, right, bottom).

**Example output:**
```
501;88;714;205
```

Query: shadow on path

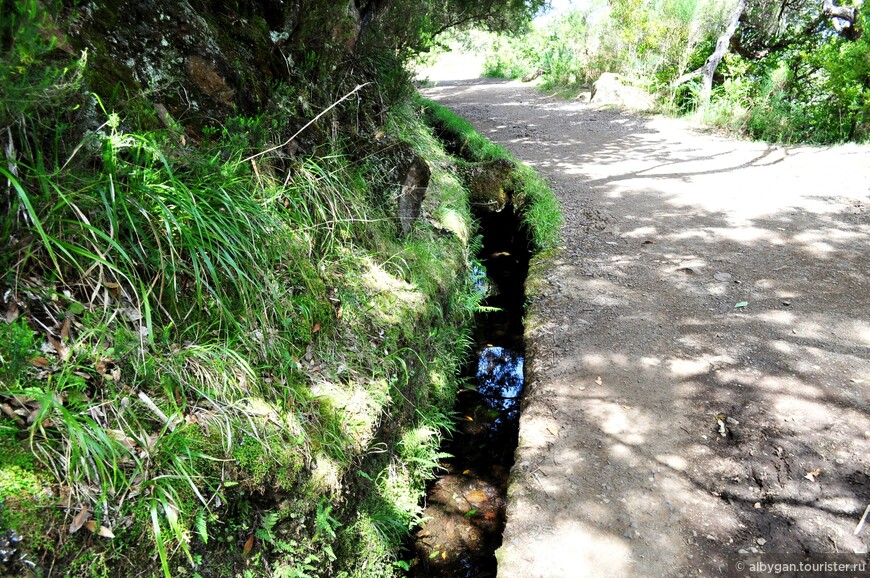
422;79;870;578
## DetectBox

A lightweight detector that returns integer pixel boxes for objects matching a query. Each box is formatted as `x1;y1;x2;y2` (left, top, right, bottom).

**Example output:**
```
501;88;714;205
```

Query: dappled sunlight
655;454;689;472
513;519;633;576
667;357;711;378
583;398;649;446
424;79;870;575
359;258;427;323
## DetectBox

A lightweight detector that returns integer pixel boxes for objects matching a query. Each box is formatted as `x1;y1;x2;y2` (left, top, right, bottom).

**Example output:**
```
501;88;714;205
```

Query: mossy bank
0;2;558;576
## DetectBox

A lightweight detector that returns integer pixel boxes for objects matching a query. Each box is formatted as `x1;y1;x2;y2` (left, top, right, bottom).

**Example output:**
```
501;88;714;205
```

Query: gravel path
422;79;870;577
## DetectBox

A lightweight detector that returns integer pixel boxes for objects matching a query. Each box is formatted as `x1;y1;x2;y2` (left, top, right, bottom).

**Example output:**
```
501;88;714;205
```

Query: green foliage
0;0;84;125
0;0;569;575
0;319;38;385
474;0;870;144
1;56;482;578
370;0;548;55
695;8;870;144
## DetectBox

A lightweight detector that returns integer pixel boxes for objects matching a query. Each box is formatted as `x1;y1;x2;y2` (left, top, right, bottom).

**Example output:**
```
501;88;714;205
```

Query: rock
714;272;732;281
398;155;430;234
590;73;654;111
459;158;516;213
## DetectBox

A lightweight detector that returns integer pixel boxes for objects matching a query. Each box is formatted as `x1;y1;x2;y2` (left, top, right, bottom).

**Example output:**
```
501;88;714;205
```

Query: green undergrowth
0;29;482;578
417;97;562;251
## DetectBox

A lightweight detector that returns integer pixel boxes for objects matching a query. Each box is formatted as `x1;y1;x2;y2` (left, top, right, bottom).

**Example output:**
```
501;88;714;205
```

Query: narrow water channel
410;203;530;577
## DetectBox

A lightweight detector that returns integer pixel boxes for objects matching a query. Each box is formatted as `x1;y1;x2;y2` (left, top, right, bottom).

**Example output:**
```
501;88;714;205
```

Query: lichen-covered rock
398;154;431;234
459;158;516;213
61;0;368;132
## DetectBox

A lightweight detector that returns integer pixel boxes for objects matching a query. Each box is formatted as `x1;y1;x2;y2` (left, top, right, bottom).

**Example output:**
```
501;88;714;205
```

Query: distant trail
422;78;870;577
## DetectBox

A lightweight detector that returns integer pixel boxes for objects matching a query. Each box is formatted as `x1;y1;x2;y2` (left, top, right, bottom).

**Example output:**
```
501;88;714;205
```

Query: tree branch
672;67;704;88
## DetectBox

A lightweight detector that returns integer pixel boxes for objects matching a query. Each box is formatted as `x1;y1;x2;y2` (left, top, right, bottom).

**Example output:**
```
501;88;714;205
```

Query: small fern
194;509;208;544
256;511;281;542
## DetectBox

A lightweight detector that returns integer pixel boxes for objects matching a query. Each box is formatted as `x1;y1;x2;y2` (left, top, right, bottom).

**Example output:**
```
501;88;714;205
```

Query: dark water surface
410;205;530;577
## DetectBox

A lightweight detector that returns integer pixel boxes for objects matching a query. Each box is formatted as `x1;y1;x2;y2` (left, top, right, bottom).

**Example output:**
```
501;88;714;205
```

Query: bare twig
137;392;174;430
240;83;371;166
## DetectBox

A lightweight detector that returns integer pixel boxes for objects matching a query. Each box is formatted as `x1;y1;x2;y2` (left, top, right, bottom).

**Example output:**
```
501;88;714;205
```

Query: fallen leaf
68;302;85;315
48;335;68;360
441;551;447;560
463;415;474;421
5;302;20;323
375;130;385;140
312;322;321;334
804;469;821;482
462;469;471;475
1;404;21;422
32;356;50;368
70;505;90;534
243;534;254;555
60;317;72;340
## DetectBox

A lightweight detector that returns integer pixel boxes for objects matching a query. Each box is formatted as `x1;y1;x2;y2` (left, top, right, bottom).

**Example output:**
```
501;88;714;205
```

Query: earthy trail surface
422;79;870;577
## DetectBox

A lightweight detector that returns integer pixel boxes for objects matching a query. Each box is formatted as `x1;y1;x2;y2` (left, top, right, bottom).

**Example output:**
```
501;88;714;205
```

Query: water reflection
477;346;524;407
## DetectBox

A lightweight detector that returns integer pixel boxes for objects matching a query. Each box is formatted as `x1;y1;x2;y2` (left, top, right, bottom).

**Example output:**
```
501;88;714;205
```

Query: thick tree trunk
822;0;859;38
699;0;746;107
672;0;746;110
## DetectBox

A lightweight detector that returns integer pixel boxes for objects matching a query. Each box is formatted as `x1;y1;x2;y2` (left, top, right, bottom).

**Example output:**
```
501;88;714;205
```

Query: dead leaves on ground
68;504;115;539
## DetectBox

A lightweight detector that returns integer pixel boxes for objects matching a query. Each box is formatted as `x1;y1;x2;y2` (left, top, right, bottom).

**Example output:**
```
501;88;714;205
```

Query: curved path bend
422;79;870;577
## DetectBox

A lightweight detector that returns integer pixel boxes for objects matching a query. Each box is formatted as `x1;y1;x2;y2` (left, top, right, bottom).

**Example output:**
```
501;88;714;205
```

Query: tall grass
2;88;483;577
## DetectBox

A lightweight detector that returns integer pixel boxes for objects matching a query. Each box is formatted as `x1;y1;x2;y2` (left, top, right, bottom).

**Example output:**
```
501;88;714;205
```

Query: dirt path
422;79;870;577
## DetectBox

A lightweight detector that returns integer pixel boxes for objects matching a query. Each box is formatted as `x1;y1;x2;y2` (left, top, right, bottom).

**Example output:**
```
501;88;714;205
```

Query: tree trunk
699;0;746;108
822;0;859;38
672;0;746;109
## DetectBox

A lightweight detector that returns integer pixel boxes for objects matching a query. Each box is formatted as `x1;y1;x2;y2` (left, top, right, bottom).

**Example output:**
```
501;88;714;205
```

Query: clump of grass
2;52;482;578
